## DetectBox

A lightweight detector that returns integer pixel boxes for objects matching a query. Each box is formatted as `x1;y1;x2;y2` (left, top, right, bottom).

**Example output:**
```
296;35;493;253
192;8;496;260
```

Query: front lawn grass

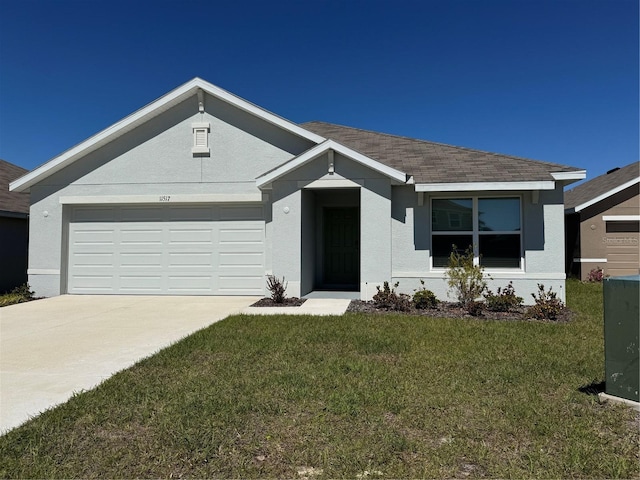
1;279;637;478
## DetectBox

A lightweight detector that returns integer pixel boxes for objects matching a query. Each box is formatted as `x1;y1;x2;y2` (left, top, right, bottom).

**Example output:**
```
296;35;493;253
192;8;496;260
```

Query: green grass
1;279;638;478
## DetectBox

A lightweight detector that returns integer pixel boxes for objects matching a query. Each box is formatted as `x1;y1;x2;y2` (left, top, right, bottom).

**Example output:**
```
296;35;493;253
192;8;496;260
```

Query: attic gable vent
192;122;210;154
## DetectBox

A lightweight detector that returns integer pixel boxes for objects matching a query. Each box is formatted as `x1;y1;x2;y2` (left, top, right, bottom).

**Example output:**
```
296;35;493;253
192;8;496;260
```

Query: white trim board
415;181;556;192
572;258;607;263
59;193;264;205
603;215;640;221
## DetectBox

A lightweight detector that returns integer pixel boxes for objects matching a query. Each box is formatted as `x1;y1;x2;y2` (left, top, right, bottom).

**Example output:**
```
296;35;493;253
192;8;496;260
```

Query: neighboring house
10;78;585;302
0;159;29;293
565;162;640;280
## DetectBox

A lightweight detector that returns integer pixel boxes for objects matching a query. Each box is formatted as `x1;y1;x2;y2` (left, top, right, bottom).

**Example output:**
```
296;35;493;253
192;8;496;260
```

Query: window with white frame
431;197;522;269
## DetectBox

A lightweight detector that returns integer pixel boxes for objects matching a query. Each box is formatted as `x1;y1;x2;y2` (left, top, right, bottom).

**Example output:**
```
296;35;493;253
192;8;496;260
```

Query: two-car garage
66;204;265;295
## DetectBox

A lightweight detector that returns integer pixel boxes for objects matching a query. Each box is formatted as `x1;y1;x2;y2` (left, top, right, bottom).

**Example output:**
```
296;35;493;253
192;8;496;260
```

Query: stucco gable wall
41;94;309;191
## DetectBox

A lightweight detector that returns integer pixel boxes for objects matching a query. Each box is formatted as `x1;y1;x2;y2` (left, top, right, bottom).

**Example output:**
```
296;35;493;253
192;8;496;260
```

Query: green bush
526;283;565;320
0;284;34;307
373;281;412;311
445;245;487;315
412;280;438;309
484;281;523;312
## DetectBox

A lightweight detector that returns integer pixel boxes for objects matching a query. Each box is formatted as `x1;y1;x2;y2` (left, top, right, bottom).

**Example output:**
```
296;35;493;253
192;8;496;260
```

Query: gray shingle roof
302;121;583;184
0;160;29;215
564;161;639;210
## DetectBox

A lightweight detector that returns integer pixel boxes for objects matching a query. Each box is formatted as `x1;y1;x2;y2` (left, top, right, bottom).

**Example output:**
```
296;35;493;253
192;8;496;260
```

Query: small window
192;122;210;154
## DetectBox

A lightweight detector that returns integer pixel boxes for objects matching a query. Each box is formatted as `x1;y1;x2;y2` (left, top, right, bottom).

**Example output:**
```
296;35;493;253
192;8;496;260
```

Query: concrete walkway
0;295;258;434
242;298;351;316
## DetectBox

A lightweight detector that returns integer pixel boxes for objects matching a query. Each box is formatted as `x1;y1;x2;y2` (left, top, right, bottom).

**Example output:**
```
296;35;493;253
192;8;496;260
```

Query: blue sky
0;0;637;186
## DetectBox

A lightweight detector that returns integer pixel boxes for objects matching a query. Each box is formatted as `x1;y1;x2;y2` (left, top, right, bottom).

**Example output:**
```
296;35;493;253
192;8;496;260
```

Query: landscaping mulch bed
250;297;307;307
347;299;573;322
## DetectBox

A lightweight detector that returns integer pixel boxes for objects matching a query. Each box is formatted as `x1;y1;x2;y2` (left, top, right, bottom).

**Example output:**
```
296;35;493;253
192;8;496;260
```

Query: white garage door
67;204;265;295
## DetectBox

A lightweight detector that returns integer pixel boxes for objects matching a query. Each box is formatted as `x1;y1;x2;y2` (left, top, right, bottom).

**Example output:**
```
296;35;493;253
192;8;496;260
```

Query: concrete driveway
0;295;258;434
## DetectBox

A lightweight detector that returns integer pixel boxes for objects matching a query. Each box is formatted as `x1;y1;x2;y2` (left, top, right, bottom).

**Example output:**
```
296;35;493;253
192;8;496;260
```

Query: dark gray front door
323;207;359;288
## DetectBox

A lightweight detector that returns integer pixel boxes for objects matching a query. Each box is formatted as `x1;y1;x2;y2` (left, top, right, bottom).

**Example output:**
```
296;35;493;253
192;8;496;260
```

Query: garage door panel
169;228;214;244
71;274;115;291
73;229;115;245
120;252;163;267
120;275;163;291
168;206;214;221
68;204;265;295
168;252;213;267
121;207;164;221
220;206;263;220
73;207;116;222
121;229;163;244
72;252;115;266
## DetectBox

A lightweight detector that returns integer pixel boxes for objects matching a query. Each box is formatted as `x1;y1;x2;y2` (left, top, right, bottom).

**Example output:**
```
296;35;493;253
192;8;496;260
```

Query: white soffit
10;77;326;193
256;139;408;188
415;181;556;192
571;178;640;213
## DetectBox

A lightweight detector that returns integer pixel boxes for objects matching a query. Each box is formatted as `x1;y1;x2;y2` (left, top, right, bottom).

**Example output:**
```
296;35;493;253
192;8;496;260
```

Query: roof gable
0;159;29;215
302;121;585;188
256;140;410;188
565;161;640;212
10;78;326;193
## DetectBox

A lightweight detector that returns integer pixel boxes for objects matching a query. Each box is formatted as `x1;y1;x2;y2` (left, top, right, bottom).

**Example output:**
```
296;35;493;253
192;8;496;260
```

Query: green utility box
603;275;639;403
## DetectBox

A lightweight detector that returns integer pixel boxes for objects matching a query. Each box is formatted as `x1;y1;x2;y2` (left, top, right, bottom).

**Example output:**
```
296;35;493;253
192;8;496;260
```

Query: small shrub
413;280;438;309
373;281;412;312
465;300;484;316
445;245;487;314
484;282;523;312
266;275;287;304
0;284;34;307
527;283;565;320
586;267;606;283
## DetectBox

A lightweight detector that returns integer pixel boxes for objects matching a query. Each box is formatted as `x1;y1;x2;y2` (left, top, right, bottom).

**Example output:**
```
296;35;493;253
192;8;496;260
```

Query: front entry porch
301;189;360;296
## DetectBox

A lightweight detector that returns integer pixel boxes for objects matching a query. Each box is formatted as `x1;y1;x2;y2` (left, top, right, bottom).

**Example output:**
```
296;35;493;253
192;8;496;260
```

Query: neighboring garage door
67;204;265;295
605;220;640;277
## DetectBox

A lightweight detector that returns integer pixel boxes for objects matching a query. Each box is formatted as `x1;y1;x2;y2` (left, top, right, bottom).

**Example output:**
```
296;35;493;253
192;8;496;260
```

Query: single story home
0;159;29;293
10;78;585;303
565;162;639;280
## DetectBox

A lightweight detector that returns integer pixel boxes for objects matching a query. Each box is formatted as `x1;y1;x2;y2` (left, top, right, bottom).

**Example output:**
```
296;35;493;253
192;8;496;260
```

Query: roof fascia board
602;215;640;221
571;177;640;213
10;78;325;192
551;170;586;181
256;139;408;188
415;181;556;192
